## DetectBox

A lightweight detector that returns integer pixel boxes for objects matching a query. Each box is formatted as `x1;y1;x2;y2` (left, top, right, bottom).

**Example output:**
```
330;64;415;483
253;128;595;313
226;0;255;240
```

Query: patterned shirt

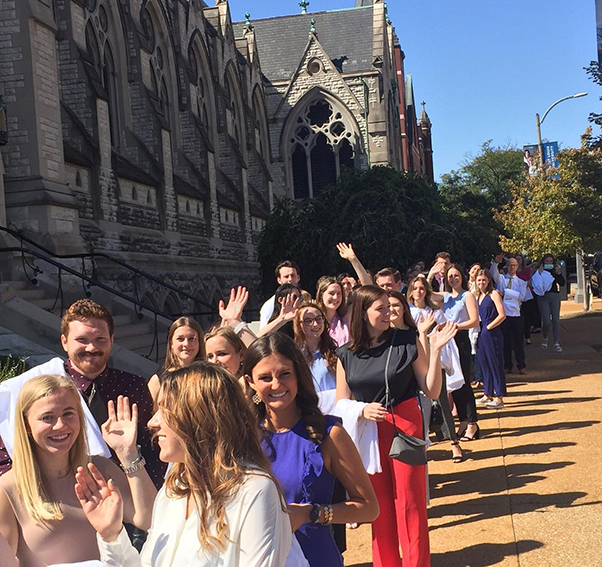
0;360;166;488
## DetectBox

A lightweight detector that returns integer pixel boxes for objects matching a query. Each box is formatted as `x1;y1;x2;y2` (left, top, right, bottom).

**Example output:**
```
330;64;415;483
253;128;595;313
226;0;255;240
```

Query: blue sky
228;0;597;180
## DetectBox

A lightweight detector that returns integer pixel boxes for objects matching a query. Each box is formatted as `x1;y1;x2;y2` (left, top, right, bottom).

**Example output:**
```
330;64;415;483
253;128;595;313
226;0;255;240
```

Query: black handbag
384;331;428;466
429;401;444;433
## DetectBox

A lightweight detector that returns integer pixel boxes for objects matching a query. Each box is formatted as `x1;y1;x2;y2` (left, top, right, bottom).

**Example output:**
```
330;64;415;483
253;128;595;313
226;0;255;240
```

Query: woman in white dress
75;362;292;567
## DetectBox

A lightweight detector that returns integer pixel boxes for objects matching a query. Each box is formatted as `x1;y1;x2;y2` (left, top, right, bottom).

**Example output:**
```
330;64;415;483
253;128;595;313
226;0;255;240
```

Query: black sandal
451;441;463;463
460;424;480;442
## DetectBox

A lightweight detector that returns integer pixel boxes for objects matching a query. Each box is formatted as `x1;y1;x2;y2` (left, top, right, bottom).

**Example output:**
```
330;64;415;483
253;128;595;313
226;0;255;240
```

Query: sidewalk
343;298;602;566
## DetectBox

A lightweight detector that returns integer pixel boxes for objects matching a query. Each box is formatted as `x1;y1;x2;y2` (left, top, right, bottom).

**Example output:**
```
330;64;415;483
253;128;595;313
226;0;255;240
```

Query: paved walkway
343;298;602;566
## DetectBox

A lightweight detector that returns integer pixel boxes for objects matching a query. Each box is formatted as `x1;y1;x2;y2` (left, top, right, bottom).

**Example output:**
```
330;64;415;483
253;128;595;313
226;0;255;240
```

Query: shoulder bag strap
384;330;400;434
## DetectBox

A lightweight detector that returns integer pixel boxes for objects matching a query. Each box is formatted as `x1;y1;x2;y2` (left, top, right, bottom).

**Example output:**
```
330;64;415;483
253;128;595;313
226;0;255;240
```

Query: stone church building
0;0;433;321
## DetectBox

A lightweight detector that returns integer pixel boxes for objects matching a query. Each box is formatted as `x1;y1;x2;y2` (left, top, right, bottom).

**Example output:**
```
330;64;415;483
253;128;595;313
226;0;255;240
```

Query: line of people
0;244;566;567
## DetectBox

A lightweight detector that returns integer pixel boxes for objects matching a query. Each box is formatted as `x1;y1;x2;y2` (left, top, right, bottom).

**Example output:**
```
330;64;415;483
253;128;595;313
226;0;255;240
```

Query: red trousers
370;397;430;567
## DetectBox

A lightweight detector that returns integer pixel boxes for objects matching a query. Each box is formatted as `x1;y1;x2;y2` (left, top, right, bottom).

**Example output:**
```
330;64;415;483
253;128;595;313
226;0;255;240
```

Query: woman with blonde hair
0;374;155;567
148;316;205;401
76;362;293;567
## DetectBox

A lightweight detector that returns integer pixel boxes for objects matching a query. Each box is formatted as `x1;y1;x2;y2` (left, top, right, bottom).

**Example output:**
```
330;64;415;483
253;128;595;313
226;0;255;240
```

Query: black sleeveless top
336;329;419;407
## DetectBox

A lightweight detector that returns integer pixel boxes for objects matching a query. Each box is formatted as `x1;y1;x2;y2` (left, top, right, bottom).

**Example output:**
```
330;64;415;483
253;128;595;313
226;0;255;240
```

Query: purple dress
477;294;507;397
262;416;342;567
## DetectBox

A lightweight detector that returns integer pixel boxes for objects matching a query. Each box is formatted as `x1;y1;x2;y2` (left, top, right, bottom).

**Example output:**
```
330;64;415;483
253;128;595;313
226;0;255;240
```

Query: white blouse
98;473;292;567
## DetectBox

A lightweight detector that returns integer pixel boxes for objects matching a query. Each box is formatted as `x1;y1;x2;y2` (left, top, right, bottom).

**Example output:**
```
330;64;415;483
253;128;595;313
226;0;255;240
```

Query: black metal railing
0;225;215;317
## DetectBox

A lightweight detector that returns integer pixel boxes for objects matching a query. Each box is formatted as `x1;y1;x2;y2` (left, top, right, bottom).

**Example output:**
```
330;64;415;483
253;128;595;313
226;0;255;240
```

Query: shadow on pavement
431;539;544;567
428;491;589;529
428;461;576;498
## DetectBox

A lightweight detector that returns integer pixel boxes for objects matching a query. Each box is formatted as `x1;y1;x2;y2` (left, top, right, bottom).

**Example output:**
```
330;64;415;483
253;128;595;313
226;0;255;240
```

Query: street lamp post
535;92;587;169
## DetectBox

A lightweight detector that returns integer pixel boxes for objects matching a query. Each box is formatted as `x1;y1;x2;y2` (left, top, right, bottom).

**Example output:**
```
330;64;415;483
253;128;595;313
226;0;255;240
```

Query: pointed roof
233;6;374;82
419;101;431;127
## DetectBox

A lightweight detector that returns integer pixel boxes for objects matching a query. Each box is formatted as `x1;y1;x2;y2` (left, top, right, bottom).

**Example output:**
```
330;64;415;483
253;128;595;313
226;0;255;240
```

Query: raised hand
218;286;249;324
280;292;300;321
75;462;124;542
429;321;458;351
417;311;435;335
494;253;505;264
102;396;138;463
336;242;357;261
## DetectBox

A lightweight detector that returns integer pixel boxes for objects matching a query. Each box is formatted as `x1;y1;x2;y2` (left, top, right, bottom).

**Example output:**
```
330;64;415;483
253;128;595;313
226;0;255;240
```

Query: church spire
419;101;431;127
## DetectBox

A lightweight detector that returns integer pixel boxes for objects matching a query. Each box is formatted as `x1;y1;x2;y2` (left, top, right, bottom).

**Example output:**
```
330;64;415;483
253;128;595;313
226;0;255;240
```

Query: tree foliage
497;137;602;257
585;61;602;149
438;141;524;261
258;166;502;296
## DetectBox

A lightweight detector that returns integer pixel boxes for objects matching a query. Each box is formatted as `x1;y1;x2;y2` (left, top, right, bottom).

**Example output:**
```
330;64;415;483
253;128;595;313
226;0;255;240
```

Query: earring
252;393;262;405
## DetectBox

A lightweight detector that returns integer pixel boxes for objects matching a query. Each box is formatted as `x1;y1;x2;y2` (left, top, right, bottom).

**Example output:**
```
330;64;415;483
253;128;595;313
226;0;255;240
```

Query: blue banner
523;142;559;177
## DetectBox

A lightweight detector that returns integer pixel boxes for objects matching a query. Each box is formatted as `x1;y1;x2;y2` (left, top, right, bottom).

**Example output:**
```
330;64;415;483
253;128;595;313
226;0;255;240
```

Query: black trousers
501;315;526;371
451;330;478;423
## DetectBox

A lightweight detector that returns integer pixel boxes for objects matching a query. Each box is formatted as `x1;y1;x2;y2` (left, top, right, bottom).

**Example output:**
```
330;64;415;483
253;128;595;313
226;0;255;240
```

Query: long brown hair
316;276;346;318
475;268;495;295
444;263;469;293
13;374;89;524
293;302;339;371
243;333;325;444
387;290;417;330
407;275;438;309
348;285;390;354
160;362;278;553
162;316;205;371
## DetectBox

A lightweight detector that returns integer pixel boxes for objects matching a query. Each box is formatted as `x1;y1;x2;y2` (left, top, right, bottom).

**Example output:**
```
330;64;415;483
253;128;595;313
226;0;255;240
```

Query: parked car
587;252;602;297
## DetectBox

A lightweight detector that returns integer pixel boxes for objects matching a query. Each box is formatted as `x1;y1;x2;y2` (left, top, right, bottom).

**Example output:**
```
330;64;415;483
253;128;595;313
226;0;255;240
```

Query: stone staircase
0;279;168;372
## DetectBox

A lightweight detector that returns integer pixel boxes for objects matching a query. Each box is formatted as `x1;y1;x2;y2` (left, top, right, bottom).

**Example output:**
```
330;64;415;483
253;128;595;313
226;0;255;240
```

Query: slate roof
233;6;374;82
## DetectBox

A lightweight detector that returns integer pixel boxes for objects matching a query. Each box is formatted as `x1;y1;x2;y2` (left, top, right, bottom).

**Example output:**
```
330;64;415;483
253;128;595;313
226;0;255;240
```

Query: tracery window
84;2;120;146
288;98;358;199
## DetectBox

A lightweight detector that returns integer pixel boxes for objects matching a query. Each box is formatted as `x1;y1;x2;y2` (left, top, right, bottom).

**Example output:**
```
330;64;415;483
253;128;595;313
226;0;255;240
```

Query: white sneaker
485;399;505;409
476;395;492;406
554;343;562;353
541;338;548;349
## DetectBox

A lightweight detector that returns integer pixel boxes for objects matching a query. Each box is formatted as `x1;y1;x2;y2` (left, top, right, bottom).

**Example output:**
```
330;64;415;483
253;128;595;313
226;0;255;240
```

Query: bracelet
121;453;146;475
233;321;248;335
319;504;333;525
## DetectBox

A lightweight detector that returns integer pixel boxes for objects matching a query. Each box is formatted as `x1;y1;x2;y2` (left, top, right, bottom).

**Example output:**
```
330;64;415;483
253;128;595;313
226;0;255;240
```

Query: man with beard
0;299;166;488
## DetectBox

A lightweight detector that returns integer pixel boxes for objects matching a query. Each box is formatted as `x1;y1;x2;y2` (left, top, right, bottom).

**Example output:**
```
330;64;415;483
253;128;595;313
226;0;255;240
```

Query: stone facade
0;0;272;317
0;0;431;319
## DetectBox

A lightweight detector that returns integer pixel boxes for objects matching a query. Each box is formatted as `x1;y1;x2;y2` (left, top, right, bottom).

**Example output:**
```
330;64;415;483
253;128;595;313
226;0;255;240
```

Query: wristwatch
309;503;321;524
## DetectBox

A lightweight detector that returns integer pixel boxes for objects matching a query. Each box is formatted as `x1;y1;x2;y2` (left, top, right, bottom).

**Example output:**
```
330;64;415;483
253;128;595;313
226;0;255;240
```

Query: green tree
585;61;602;149
497;137;602;256
438;141;524;260
258;167;453;295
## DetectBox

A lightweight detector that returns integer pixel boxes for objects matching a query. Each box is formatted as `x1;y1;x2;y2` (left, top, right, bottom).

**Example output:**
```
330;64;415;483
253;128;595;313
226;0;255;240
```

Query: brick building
0;0;432;318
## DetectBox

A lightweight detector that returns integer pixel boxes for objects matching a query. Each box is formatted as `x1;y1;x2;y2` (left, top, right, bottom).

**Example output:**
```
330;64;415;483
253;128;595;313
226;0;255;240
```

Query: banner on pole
523;142;559;178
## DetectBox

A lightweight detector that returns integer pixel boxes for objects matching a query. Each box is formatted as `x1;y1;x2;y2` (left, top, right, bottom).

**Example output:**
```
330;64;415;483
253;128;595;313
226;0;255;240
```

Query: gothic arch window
252;87;269;161
286;95;360;199
224;69;243;150
188;42;214;141
103;44;119;146
84;2;126;148
141;2;177;130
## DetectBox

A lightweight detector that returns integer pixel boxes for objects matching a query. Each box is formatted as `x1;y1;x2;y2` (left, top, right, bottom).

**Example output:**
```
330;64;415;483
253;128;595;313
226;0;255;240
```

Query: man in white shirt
259;260;301;328
491;255;528;374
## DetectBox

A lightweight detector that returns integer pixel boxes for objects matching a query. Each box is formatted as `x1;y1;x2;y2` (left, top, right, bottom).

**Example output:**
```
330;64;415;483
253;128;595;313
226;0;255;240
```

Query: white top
97;474;291;567
490;263;527;318
259;296;276;329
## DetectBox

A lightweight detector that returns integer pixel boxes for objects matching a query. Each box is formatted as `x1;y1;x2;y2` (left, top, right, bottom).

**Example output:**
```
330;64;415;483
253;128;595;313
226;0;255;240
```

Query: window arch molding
83;0;131;144
223;61;246;160
188;32;217;146
252;84;270;163
139;0;181;141
281;88;364;199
